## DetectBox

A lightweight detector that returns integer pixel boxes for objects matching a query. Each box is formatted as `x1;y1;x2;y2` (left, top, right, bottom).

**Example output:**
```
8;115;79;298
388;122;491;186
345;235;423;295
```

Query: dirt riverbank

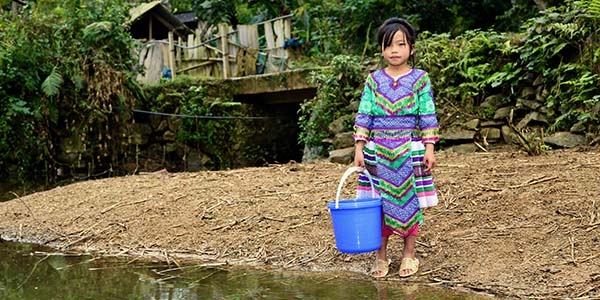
1;148;599;299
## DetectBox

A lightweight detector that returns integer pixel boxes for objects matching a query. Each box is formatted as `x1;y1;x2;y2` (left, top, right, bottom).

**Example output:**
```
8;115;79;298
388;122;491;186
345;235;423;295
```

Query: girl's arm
416;72;440;145
353;76;376;167
416;72;440;171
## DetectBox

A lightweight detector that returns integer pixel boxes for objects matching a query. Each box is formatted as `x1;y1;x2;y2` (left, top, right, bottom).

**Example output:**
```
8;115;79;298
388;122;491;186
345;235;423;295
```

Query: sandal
398;257;419;277
370;259;391;278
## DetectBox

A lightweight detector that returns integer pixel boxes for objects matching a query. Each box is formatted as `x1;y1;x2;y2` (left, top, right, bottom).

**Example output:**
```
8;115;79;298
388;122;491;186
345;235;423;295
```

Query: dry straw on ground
1;148;600;299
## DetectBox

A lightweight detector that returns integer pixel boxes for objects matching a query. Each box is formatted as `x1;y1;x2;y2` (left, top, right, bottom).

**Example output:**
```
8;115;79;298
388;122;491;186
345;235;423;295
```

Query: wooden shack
128;1;192;84
129;1;293;84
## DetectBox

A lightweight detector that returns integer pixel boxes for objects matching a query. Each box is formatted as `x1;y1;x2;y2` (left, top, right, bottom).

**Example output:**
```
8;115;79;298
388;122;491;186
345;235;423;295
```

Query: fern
589;0;600;18
551;22;584;39
41;69;63;97
83;21;113;42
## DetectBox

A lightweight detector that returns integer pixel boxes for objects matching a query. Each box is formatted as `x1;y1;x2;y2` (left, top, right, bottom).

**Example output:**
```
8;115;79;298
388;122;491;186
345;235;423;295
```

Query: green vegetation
142;76;245;170
0;0;140;188
300;0;600;152
298;55;363;154
1;0;599;190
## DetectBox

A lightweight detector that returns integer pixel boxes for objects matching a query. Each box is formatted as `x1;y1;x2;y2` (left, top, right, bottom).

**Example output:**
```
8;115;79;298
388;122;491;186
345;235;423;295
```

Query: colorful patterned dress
353;68;440;237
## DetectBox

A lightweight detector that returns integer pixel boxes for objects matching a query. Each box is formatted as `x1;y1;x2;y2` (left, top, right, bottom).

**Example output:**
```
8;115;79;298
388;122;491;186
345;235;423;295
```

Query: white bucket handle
334;166;377;209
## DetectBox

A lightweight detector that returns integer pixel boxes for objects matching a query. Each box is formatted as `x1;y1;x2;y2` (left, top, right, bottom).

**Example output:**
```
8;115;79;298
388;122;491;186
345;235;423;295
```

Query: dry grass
1;148;600;299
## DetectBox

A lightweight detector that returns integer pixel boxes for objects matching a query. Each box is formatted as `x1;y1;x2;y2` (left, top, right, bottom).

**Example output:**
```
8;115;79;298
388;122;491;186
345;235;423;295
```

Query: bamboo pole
168;31;176;79
177;36;182;68
219;23;230;79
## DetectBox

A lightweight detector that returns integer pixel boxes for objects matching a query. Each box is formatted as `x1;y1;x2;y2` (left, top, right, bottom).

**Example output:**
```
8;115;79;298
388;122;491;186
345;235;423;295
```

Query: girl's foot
398;257;419;277
370;258;391;278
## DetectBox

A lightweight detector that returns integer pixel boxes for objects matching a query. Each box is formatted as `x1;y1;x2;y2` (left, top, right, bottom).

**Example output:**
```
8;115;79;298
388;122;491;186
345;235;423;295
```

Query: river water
0;241;497;300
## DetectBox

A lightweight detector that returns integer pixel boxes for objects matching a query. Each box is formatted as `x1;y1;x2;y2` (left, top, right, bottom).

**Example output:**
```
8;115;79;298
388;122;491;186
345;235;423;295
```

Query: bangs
381;24;401;47
378;24;413;48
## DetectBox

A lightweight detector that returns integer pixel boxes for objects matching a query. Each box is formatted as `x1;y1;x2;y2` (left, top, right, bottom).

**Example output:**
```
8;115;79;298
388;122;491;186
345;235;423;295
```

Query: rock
302;145;322;162
463;119;480;130
149;114;163;130
156;120;169;132
441;128;476;142
328;147;354;164
544;132;587;148
328;115;354;135
516;112;548;129
332;132;355;149
347;101;360;112
57;135;85;164
480;94;506;108
446;143;478;153
520;87;537;100
570;122;586;133
536;87;549;102
164;142;178;153
493;107;514;120
516;98;543;110
480;120;505;127
185;149;211;171
481;127;501;141
501;125;516;144
321;138;334;147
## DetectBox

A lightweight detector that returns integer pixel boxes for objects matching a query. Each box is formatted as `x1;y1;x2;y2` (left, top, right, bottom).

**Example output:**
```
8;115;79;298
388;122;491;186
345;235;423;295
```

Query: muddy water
0;241;495;300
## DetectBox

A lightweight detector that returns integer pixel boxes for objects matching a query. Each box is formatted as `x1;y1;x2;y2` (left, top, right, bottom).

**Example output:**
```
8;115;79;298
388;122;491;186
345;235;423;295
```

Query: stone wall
326;78;591;164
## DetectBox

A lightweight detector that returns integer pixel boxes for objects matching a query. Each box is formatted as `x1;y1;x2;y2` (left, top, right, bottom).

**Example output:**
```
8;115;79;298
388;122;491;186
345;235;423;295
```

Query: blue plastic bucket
327;167;382;254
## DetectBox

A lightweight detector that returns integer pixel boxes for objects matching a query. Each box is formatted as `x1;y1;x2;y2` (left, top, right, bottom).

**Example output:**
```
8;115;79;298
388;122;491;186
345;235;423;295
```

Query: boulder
544;132;587;148
480;94;506;108
493;107;514;120
516;112;548;129
332;132;355;149
442;128;476;142
329;147;354;164
481;127;502;141
463;119;480;130
328;115;355;135
446;143;478;153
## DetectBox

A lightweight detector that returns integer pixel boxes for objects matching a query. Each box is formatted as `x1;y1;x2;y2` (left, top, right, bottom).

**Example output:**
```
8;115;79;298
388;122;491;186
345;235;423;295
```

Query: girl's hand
423;143;436;172
354;142;366;167
354;148;365;167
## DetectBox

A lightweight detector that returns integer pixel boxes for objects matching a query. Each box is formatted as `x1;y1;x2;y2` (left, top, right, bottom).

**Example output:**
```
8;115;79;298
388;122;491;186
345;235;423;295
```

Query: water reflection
0;241;496;300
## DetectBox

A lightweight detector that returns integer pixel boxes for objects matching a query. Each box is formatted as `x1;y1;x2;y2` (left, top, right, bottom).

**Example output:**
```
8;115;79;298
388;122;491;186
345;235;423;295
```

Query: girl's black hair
377;18;417;64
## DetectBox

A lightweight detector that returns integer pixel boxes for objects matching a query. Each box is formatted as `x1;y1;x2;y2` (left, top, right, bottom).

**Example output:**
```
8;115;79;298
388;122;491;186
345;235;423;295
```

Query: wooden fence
136;15;293;84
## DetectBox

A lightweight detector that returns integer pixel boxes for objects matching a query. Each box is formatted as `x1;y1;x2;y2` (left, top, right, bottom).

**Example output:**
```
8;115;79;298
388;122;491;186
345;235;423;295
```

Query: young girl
353;17;440;278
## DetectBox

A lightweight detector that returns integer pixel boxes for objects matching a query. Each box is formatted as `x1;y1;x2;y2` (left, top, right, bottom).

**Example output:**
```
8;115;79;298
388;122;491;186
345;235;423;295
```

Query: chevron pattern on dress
375;141;411;167
383;198;421;230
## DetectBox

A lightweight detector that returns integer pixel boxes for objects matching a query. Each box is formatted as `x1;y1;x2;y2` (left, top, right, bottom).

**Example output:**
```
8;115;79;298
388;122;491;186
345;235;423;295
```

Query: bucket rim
327;197;381;209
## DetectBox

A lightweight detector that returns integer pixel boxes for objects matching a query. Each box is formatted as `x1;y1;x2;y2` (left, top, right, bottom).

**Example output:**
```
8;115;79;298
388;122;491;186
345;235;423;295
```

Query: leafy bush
298;55;364;152
0;0;140;187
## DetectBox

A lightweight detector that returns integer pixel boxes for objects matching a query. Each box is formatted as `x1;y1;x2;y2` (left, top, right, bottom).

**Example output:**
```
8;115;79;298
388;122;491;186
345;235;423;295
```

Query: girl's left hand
423;147;436;172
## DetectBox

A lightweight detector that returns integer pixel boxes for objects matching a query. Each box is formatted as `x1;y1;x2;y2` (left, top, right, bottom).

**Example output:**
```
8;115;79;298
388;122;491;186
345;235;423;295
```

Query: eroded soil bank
1;148;599;299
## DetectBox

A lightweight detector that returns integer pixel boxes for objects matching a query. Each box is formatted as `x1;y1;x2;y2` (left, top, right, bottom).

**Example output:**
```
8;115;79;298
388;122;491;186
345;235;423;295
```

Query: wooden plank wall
135;16;293;83
175;16;292;79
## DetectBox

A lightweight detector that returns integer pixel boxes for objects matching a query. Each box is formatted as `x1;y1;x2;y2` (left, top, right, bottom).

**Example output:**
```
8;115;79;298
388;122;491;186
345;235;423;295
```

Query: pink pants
382;215;419;237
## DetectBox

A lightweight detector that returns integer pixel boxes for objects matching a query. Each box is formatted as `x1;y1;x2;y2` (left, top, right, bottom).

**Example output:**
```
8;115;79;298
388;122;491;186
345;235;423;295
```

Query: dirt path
1;148;600;299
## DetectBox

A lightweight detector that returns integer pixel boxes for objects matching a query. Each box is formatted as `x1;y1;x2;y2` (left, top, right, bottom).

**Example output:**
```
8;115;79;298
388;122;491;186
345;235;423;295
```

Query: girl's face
381;30;412;68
